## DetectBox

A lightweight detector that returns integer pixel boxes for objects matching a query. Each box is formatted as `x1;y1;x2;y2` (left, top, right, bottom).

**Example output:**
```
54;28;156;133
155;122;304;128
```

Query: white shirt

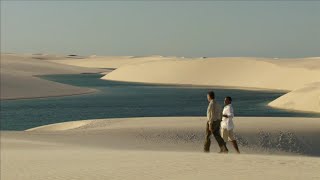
221;104;234;130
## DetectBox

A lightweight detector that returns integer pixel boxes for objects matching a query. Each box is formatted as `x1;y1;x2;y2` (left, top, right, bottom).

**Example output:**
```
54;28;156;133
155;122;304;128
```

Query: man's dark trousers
204;120;227;152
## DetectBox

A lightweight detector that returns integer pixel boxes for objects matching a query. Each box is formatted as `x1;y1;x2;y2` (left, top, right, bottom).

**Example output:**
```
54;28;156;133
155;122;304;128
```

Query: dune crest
26;120;93;132
49;55;172;68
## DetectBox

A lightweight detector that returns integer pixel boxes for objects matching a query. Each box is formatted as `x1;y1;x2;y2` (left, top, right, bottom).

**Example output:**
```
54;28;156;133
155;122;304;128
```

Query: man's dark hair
207;91;215;99
226;96;232;102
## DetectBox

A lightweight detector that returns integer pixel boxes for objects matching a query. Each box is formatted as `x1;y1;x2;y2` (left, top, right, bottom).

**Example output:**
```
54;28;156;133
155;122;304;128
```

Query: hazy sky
1;1;319;58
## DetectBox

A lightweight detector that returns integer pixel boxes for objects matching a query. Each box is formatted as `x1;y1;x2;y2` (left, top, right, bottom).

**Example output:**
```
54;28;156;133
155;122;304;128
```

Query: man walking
221;96;240;153
204;91;228;153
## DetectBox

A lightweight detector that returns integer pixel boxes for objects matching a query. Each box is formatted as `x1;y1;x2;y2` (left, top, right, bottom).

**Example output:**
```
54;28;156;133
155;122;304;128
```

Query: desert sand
2;117;320;180
0;53;104;99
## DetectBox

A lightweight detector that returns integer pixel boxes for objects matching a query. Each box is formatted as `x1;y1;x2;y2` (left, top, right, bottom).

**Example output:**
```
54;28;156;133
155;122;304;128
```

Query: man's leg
204;121;212;152
212;121;228;153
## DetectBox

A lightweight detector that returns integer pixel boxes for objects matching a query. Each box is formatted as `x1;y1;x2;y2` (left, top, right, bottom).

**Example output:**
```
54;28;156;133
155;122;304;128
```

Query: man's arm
207;102;214;131
207;103;213;122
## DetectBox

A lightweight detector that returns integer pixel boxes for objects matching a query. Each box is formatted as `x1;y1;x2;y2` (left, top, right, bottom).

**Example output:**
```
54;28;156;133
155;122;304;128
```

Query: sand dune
99;57;320;112
27;54;320;112
26;120;93;131
0;54;104;100
103;57;320;91
2;117;320;180
262;57;320;70
23;117;320;156
49;55;171;69
269;82;320;112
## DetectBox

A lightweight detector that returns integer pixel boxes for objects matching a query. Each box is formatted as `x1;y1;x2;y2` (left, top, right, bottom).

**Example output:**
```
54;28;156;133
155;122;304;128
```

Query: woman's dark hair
207;91;215;99
226;96;232;102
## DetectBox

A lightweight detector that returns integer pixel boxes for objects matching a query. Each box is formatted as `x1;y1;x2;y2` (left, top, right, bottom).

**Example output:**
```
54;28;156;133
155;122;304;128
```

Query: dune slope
1;54;104;100
23;117;320;155
2;117;320;180
268;82;320;113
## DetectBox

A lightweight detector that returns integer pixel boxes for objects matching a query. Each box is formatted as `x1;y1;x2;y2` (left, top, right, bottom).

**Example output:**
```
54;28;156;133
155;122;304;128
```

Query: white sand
0;54;105;99
2;117;320;180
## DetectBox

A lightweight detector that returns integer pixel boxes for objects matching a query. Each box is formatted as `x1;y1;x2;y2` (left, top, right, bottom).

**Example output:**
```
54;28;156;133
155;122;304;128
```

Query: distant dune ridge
48;55;170;68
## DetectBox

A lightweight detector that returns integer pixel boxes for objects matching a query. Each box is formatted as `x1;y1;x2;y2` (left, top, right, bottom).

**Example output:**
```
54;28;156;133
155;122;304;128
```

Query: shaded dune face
24;117;320;156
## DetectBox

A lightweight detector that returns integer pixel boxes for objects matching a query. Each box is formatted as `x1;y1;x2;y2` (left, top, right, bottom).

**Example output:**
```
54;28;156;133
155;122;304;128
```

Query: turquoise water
1;74;319;130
